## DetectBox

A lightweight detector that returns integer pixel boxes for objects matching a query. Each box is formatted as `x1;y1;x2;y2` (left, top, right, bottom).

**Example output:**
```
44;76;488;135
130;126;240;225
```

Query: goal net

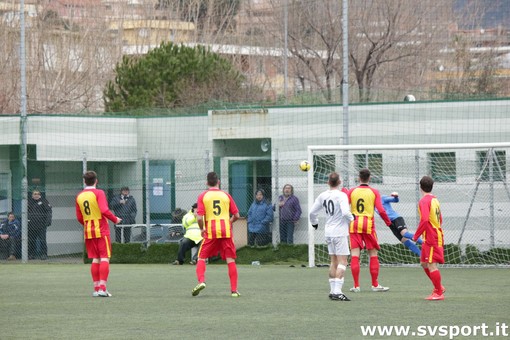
307;142;510;267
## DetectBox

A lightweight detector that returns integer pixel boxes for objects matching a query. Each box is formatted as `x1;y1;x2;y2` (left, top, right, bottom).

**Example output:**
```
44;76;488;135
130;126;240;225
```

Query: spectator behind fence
28;190;52;260
173;203;203;265
0;212;21;260
277;184;301;244
110;186;137;243
247;189;273;247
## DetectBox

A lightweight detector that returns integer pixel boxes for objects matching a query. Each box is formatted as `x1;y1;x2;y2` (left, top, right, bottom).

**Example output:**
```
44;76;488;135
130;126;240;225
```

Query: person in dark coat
110;187;137;243
28;190;52;260
0;212;21;260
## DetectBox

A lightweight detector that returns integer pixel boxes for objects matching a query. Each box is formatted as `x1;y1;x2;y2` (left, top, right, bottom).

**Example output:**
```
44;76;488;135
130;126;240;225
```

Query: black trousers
28;227;47;259
248;232;271;246
177;238;201;264
115;225;132;243
0;237;20;258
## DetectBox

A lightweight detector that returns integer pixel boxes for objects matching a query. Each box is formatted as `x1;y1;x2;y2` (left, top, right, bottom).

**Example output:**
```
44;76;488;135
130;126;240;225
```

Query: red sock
91;263;100;290
99;261;110;286
228;262;238;292
196;259;206;283
369;256;380;287
423;267;431;279
350;256;360;288
429;269;442;293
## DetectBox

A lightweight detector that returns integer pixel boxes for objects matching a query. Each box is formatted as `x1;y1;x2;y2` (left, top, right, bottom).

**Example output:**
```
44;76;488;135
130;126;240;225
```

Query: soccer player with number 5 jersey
76;171;121;297
192;172;241;297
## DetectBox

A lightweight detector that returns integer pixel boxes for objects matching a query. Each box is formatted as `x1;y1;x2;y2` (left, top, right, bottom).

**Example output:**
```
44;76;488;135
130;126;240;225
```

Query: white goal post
307;142;510;268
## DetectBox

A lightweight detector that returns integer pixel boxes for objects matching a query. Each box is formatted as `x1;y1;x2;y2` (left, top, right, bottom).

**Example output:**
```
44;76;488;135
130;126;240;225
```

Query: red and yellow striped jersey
416;194;444;246
76;188;118;239
197;188;239;239
348;184;391;234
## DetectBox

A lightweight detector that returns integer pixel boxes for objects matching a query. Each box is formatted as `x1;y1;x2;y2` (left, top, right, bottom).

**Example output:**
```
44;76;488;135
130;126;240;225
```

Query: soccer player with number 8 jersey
76;171;121;298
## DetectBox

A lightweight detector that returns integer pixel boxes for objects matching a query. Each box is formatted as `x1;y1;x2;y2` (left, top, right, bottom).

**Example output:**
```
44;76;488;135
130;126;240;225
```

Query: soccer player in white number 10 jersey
309;172;354;301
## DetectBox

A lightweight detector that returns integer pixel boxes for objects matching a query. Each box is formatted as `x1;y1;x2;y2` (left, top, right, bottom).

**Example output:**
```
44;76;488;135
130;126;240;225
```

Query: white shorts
326;236;350;256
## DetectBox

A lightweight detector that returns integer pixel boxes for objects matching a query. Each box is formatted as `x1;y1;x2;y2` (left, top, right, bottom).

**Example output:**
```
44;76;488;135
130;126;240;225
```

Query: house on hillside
109;19;195;47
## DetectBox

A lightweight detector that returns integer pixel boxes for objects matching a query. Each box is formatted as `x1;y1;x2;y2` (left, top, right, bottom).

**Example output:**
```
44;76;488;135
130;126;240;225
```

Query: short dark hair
83;171;97;186
420;175;434;193
121;187;129;192
359;168;371;183
207;172;219;187
328;172;341;187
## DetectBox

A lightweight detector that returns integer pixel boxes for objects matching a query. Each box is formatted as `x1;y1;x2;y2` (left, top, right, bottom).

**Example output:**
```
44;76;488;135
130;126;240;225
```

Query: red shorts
85;235;112;259
349;232;380;250
421;243;444;264
198;238;237;260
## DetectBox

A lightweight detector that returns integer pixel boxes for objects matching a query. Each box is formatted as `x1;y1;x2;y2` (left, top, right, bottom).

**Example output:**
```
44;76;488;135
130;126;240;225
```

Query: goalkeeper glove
312;224;318;230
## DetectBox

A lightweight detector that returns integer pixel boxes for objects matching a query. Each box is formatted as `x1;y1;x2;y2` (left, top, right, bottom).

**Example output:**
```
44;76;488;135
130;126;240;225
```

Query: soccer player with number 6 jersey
348;168;392;293
76;171;121;297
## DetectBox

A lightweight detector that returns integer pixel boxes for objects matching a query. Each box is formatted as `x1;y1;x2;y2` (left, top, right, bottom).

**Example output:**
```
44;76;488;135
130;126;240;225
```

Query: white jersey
309;188;353;237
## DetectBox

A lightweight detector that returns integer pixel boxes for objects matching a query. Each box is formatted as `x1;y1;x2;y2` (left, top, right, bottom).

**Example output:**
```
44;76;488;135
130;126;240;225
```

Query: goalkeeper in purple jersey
376;192;423;256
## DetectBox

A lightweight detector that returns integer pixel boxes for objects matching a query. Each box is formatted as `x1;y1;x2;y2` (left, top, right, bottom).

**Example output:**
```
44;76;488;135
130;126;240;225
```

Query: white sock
334;278;344;294
329;278;335;294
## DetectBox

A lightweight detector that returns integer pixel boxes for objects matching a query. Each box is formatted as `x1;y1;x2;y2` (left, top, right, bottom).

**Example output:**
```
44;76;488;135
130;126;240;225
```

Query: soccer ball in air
299;160;311;172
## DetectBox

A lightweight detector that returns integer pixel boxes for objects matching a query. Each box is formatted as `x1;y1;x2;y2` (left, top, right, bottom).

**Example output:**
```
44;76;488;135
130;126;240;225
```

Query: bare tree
0;27;20;113
261;0;343;103
155;0;241;44
348;0;452;102
0;3;122;114
438;0;505;99
260;0;455;103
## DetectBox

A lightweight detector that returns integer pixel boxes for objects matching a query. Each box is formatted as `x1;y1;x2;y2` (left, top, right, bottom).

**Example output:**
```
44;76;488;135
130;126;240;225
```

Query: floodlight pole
145;151;151;246
342;0;350;188
19;0;28;264
82;152;87;179
283;0;289;103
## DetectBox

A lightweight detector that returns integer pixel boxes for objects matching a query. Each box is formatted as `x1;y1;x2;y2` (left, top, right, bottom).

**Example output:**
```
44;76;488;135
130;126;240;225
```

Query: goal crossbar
308;142;510;152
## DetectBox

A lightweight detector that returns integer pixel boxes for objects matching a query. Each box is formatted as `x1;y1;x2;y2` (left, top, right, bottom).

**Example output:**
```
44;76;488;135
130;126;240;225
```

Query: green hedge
235;244;308;265
84;243;180;264
82;243;510;265
464;244;510;265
